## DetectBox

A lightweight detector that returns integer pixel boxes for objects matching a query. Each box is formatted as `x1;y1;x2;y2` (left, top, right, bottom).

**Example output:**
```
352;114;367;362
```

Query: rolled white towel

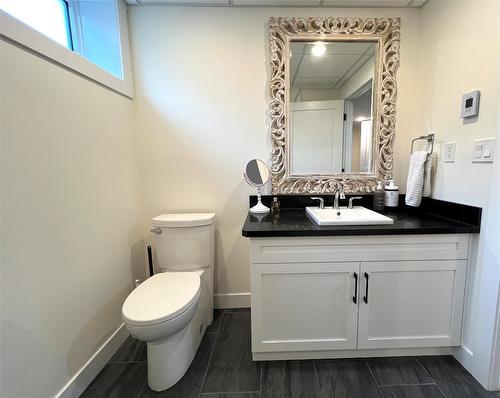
406;151;431;207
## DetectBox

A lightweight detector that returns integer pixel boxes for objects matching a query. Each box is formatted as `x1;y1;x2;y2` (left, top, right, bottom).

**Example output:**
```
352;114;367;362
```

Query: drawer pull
363;272;369;304
353;272;358;304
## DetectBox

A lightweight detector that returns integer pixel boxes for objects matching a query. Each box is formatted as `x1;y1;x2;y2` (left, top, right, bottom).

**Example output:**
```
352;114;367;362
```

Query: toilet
122;213;215;392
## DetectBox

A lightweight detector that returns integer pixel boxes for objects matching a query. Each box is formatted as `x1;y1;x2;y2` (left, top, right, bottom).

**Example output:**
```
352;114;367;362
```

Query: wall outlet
444;142;456;163
472;138;496;163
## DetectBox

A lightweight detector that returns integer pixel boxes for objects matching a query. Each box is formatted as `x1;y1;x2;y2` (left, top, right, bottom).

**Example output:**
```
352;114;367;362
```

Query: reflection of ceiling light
356;116;370;122
311;42;326;57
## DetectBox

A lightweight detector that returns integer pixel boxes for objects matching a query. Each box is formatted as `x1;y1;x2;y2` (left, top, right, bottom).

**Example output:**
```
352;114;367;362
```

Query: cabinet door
251;262;360;352
358;260;466;349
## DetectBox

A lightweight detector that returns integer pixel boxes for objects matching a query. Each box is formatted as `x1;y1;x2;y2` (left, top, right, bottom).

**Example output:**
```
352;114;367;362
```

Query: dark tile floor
81;308;498;398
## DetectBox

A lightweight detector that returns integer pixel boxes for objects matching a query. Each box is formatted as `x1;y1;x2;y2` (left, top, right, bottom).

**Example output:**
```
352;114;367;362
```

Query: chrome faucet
333;186;346;210
348;196;363;209
311;197;325;209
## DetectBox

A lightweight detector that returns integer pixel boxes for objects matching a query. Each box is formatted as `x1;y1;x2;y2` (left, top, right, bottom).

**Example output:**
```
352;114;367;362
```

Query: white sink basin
306;206;394;226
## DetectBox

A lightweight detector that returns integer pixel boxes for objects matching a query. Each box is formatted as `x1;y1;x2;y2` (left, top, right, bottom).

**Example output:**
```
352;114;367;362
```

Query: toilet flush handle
150;227;162;234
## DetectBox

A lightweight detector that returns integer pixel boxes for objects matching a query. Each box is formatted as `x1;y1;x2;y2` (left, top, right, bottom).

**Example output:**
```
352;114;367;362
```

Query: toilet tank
152;213;215;271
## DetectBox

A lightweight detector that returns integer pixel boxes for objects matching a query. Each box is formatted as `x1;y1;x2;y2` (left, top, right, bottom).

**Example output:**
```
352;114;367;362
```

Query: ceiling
125;0;427;7
291;41;375;91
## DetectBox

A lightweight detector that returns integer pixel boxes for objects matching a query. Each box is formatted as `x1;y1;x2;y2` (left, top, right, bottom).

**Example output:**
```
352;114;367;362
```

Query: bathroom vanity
242;199;481;361
246;16;482;362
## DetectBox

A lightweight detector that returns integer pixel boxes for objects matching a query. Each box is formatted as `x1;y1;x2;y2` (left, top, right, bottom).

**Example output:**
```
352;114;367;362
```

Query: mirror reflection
244;159;270;187
289;41;376;175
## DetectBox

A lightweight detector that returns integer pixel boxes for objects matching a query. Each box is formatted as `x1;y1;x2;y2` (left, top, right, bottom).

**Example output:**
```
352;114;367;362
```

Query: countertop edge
242;227;480;238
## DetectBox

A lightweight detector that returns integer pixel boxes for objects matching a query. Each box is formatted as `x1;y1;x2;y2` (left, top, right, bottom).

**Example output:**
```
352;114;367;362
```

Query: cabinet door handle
363;272;369;304
352;272;358;304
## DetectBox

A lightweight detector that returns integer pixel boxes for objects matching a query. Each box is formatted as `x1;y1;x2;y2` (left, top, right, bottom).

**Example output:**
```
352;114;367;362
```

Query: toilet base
147;322;198;391
144;268;213;392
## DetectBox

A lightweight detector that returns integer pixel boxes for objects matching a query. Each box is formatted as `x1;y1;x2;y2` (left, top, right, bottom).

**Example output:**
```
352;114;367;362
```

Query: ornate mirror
269;17;400;194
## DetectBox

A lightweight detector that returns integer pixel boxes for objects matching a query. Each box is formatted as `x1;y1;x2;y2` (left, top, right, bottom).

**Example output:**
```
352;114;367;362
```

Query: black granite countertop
242;196;481;237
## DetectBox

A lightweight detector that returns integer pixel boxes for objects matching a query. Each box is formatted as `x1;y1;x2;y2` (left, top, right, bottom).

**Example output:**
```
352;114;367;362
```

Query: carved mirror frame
269;17;400;194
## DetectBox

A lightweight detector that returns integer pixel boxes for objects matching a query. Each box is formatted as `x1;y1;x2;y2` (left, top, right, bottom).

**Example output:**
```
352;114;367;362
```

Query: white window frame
0;0;134;98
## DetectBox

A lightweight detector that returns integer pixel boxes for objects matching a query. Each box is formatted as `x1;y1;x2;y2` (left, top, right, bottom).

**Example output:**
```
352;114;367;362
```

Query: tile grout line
415;356;449;398
312;359;321;394
107;360;147;364
414;356;436;382
137;376;147;398
200;391;260;395
378;382;438;387
255;306;263;398
259;347;264;398
198;309;225;398
364;358;387;398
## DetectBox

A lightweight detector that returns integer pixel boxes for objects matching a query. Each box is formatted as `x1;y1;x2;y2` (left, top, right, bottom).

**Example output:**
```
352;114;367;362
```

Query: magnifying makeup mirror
244;159;271;214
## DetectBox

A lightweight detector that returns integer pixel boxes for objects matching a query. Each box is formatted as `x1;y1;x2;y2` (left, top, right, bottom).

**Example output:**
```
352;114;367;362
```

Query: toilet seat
122;272;201;327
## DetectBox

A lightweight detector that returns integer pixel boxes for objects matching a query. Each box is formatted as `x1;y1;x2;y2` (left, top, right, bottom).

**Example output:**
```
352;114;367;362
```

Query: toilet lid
152;213;216;228
122;272;201;326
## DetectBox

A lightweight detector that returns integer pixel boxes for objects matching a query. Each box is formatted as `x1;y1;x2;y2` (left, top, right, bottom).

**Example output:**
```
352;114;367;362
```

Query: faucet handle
348;197;363;209
311;197;325;209
338;186;346;199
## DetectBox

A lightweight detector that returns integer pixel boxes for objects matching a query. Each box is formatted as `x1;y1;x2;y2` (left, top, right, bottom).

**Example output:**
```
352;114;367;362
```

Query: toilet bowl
122;213;215;392
123;271;201;342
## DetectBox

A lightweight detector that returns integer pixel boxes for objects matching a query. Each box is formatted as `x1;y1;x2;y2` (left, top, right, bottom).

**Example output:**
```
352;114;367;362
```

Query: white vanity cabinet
249;234;470;360
251;262;360;352
357;260;467;349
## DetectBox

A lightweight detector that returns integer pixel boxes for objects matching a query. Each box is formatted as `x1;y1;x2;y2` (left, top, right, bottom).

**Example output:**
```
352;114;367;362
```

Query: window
0;0;72;49
0;0;132;96
69;0;123;79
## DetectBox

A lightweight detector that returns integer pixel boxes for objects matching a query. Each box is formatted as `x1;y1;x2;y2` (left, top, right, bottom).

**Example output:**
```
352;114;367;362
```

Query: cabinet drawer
250;234;469;264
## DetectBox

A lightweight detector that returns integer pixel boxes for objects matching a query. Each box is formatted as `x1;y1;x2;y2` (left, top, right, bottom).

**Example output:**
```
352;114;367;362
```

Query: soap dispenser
384;180;399;208
373;181;385;211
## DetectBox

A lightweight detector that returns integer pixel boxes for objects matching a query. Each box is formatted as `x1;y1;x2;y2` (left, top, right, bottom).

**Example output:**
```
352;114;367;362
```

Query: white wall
128;6;422;302
339;54;374;99
297;88;340;102
416;0;500;389
472;100;500;389
418;0;499;208
0;41;144;397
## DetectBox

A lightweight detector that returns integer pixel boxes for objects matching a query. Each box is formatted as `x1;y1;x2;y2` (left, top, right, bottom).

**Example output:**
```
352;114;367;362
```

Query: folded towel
406;151;432;207
422;154;432;197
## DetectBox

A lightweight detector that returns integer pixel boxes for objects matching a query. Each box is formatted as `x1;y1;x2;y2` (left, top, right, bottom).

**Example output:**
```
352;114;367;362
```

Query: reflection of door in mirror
291;100;344;174
289;41;376;175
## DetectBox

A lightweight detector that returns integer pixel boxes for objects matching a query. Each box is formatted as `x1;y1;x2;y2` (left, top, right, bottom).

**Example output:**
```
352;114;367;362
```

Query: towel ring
411;133;435;155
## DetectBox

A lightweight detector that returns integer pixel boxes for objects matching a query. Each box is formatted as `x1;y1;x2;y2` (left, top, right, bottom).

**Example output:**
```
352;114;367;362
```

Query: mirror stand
250;188;270;215
244;159;271;214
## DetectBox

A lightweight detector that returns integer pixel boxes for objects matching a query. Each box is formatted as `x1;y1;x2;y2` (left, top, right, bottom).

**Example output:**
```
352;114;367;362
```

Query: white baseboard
55;323;130;398
214;292;251;309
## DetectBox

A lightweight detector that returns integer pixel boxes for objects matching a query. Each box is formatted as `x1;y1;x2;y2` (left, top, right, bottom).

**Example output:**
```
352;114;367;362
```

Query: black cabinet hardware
363;272;369;304
353;272;358;303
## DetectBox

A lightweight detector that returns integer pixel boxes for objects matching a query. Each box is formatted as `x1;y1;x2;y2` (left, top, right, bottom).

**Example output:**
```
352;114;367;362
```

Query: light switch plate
472;138;496;163
444;142;456;163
